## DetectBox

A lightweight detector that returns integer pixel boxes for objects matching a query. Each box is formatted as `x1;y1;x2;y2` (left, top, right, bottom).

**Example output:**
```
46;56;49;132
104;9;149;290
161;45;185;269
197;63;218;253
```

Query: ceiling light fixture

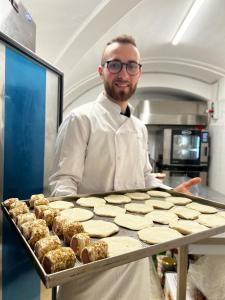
172;0;205;46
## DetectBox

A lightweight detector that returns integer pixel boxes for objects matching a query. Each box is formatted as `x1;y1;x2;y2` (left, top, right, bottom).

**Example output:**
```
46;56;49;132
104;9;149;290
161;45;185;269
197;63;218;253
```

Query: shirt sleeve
49;112;90;196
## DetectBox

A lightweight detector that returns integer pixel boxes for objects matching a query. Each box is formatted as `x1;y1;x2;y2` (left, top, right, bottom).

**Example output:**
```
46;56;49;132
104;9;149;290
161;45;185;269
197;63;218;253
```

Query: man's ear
98;65;103;78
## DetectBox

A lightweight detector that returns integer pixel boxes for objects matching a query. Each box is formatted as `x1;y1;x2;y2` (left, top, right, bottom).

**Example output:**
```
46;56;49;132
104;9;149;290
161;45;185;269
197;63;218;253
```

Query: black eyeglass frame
102;59;142;76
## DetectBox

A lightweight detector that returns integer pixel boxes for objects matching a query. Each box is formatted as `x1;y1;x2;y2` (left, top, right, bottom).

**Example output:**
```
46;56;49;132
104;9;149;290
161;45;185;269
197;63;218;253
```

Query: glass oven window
173;134;200;161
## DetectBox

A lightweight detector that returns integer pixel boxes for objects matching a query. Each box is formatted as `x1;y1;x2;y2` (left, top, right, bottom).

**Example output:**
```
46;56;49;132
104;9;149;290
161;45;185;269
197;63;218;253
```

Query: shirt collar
97;92;134;117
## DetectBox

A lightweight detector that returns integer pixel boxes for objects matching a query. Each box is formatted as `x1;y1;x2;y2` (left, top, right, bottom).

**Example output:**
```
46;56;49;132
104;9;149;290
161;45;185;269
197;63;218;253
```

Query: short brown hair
101;34;137;65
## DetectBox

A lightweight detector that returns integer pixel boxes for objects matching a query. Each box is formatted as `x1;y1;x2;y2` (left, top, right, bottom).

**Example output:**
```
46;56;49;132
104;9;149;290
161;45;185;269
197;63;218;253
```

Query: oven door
171;129;201;165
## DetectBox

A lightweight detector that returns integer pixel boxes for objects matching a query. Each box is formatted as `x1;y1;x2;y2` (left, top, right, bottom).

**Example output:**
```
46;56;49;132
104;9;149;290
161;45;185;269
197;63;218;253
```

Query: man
49;34;200;300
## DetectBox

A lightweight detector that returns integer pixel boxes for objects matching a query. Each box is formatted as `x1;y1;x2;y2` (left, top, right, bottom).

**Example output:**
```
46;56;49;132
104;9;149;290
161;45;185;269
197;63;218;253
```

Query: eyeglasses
102;60;142;76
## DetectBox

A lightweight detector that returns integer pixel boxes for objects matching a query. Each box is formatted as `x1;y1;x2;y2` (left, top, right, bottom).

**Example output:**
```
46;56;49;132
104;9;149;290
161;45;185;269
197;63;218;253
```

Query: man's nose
118;64;129;77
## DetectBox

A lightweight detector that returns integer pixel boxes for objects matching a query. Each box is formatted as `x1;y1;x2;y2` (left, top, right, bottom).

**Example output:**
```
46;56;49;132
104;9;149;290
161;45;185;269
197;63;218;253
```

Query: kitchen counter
164;175;225;204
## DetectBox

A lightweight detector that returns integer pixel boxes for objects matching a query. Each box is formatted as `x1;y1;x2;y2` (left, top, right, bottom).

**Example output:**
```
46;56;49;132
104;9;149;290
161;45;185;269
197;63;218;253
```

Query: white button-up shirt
49;93;169;196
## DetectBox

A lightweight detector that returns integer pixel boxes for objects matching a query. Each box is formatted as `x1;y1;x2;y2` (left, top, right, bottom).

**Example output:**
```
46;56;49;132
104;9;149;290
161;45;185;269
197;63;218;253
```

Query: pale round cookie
145;199;173;210
59;207;93;222
169;220;208;234
76;197;106;208
138;227;182;244
186;202;218;214
49;200;74;210
102;236;142;257
114;214;153;230
166;196;192;205
197;214;225;228
124;203;153;214
124;192;150;200
147;190;171;198
82;220;119;237
145;210;178;225
171;206;200;220
94;204;126;217
104;194;131;204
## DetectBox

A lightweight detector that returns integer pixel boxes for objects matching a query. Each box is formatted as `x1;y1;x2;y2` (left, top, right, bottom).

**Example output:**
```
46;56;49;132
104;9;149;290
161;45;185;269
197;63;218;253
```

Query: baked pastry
81;241;108;264
9;203;29;220
29;194;45;208
34;205;49;218
3;198;20;210
63;222;84;245
42;247;76;274
21;219;47;239
52;216;69;237
34;235;61;262
28;225;49;249
16;213;36;228
33;198;49;208
70;232;91;258
42;208;60;227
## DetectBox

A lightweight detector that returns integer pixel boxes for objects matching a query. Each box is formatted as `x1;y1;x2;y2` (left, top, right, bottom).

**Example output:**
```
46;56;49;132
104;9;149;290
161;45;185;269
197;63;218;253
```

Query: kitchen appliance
0;31;63;300
160;128;209;185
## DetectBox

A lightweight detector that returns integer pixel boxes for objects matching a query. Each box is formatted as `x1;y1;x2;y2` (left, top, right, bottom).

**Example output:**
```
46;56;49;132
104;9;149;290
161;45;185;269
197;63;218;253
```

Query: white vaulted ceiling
22;0;225;109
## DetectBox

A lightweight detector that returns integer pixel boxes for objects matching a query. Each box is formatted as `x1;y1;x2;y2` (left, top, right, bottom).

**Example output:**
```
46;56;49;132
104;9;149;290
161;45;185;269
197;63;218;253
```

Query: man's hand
174;177;201;195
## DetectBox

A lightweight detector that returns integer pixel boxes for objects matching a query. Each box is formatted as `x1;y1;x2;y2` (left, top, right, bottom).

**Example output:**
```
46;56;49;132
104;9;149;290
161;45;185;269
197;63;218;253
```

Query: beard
104;79;137;102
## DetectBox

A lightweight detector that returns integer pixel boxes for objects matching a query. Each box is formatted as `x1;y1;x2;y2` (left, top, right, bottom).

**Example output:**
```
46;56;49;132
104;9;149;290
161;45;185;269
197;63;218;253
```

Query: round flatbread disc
166;196;192;205
124;192;150;200
124;203;153;214
169;220;208;234
171;206;200;220
197;214;225;228
102;236;142;257
186;202;218;214
114;214;153;230
76;197;106;208
59;207;93;222
104;194;131;204
94;204;126;217
82;220;119;237
145;199;173;210
49;200;74;210
138;227;182;244
147;190;171;198
145;210;178;225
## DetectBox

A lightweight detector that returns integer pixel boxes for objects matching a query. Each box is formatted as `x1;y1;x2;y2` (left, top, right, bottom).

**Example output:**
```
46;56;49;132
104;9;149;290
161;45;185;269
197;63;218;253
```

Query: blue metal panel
3;46;46;300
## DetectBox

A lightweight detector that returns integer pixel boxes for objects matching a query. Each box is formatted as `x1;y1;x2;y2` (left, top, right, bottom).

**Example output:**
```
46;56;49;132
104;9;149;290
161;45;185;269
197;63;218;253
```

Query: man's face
98;42;141;102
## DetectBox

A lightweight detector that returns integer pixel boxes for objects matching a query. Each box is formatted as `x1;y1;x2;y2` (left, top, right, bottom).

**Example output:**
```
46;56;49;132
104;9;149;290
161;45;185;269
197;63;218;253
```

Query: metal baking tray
2;188;225;288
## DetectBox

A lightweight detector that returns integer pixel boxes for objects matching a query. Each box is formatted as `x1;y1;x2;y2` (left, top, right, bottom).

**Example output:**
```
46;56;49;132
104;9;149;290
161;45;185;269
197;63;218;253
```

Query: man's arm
49;113;90;196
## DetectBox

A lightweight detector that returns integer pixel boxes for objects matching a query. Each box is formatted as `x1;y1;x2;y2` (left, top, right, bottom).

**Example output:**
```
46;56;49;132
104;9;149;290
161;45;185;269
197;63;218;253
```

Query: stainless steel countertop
164;176;225;205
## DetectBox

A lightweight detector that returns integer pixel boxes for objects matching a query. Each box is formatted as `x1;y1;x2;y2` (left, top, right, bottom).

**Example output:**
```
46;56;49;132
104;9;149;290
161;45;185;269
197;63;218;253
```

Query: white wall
208;78;225;195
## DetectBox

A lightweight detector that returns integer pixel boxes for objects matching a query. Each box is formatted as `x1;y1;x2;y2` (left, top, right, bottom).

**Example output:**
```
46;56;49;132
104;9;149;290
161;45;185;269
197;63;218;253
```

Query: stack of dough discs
82;220;119;237
166;196;192;205
145;199;173;210
114;214;153;230
145;210;178;225
76;197;106;208
186;202;218;214
124;203;153;214
102;236;142;257
147;190;171;198
124;192;150;200
171;206;200;220
169;220;208;234
59;208;93;222
138;227;182;244
104;194;131;204
197;214;225;228
49;200;74;210
94;204;126;217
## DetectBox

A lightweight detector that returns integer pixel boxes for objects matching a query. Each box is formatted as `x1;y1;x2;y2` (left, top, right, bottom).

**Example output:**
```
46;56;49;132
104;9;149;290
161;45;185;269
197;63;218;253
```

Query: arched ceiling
22;0;225;107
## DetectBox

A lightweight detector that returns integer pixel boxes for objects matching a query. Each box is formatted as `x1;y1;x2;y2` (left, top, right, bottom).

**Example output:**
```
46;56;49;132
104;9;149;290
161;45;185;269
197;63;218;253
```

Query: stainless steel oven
162;129;208;167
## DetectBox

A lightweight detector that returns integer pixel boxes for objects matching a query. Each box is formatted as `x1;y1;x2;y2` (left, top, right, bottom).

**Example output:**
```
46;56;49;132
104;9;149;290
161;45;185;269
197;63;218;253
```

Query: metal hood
134;99;208;126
